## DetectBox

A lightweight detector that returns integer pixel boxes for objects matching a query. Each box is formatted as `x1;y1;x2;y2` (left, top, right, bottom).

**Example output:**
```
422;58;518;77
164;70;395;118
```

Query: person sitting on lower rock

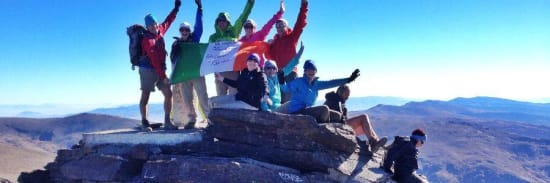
280;60;360;123
324;85;387;152
211;53;268;111
383;128;429;183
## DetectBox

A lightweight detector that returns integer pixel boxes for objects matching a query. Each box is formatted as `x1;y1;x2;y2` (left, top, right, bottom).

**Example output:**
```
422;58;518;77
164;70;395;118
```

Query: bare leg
346;114;378;140
140;90;151;121
160;86;173;121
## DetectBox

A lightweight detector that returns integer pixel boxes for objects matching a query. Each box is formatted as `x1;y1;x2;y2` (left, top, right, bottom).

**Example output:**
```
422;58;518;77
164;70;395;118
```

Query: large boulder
20;108;401;183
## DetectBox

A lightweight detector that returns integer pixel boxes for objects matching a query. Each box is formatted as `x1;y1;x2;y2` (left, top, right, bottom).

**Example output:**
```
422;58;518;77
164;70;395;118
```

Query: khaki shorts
139;67;169;92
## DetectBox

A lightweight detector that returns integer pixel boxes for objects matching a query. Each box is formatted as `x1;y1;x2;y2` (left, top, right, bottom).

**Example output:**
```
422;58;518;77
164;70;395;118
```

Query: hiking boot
357;137;372;156
370;137;388;153
141;119;151;127
183;121;196;129
164;118;179;130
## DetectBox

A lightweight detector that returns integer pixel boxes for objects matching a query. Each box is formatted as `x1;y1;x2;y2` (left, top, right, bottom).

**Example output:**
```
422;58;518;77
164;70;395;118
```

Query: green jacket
208;1;254;42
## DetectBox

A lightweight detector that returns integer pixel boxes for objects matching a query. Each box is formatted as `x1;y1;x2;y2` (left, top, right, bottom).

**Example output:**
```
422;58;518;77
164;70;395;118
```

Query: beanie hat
303;60;317;70
180;22;192;31
264;60;278;70
144;14;158;27
247;53;260;63
244;19;256;27
411;128;427;143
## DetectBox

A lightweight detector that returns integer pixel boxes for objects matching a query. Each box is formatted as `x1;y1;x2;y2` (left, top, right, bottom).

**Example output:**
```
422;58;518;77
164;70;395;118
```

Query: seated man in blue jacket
281;60;359;123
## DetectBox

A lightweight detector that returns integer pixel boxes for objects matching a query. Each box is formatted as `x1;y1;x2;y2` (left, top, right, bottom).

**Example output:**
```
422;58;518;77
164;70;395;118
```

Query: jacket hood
215;12;233;32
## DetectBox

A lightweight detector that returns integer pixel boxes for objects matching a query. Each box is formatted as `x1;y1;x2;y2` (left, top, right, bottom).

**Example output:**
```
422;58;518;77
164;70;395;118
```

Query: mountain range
1;96;549;182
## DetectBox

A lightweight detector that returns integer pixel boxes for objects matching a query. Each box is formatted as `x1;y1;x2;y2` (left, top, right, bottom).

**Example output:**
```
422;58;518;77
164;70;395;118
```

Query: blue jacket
262;46;304;111
282;76;348;113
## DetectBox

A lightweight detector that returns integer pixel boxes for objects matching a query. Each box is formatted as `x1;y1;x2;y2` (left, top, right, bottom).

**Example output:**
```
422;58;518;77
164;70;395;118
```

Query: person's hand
277;71;285;85
215;72;224;82
280;1;285;13
302;0;308;5
195;0;202;8
299;41;304;52
248;0;254;3
265;96;273;106
175;0;181;8
347;69;360;83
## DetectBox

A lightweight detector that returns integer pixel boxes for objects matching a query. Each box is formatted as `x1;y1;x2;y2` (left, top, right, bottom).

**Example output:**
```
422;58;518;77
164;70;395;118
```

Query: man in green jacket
210;0;255;96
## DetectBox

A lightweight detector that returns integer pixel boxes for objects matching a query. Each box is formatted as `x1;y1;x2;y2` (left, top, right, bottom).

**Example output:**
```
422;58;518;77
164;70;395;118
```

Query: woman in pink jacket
239;1;285;66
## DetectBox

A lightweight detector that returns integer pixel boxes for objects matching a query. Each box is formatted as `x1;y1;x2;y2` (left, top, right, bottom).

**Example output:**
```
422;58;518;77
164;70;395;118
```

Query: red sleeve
159;8;178;36
142;38;168;79
289;3;308;45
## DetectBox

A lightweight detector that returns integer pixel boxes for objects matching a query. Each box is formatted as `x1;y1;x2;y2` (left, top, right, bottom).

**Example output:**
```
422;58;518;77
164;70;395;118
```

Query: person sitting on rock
324;85;387;152
261;42;304;112
383;128;429;183
211;53;268;111
281;60;360;123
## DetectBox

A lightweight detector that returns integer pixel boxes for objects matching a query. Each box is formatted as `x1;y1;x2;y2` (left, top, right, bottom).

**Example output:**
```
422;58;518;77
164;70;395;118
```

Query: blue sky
0;0;549;106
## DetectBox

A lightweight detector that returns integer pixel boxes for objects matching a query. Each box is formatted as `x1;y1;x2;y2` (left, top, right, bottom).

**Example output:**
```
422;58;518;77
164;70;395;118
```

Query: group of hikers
131;0;428;182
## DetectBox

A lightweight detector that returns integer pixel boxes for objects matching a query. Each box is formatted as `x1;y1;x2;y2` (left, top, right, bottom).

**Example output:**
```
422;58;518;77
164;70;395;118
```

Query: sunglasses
265;67;277;70
275;24;286;29
179;28;191;32
217;19;227;23
421;140;425;145
244;24;254;29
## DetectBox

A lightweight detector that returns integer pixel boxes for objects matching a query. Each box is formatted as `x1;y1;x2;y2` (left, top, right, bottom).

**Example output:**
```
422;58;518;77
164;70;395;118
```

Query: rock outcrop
19;109;398;183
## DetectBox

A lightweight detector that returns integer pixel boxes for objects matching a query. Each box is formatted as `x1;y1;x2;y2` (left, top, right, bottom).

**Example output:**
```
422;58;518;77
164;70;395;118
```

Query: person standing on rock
267;0;309;104
209;0;255;96
239;0;285;66
211;53;268;111
383;128;429;183
138;0;181;131
170;0;207;129
281;60;360;123
324;85;388;153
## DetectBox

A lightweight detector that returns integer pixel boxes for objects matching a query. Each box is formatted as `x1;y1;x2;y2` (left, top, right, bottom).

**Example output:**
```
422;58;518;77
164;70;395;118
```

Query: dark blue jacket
223;68;268;109
383;136;420;181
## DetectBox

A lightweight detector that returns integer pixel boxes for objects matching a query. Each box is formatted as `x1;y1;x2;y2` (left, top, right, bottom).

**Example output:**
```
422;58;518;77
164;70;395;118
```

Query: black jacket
324;91;348;120
223;68;268;109
383;136;420;182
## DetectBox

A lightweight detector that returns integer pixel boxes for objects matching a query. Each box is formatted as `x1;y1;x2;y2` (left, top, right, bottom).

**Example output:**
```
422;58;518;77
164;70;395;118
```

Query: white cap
244;19;256;27
179;22;191;30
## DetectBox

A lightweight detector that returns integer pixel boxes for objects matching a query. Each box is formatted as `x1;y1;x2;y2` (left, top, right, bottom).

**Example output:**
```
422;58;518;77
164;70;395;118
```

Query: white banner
200;41;242;75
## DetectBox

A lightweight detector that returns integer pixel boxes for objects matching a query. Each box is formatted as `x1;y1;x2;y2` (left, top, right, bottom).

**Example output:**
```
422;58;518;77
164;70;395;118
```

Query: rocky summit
19;108;406;183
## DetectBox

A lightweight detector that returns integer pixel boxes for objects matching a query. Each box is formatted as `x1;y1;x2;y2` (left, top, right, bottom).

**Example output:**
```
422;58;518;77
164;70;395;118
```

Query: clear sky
0;0;549;106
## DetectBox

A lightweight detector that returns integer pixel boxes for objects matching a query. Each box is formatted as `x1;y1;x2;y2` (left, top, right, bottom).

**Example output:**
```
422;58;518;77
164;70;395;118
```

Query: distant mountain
369;96;550;126
90;104;165;122
0;104;102;118
0;113;139;181
314;96;413;111
355;97;550;182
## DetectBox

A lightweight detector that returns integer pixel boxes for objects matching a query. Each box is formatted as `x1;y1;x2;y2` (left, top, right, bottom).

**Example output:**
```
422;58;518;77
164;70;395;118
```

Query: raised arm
255;1;284;40
233;0;255;38
288;0;308;44
281;42;304;76
159;0;181;36
191;0;203;42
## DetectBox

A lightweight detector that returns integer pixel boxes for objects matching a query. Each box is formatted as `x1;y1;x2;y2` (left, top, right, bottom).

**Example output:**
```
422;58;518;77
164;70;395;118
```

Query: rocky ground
19;108;402;183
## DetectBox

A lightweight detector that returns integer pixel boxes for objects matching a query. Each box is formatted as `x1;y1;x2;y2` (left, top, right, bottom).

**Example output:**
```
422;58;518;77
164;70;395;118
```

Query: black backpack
383;136;410;172
126;24;147;70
